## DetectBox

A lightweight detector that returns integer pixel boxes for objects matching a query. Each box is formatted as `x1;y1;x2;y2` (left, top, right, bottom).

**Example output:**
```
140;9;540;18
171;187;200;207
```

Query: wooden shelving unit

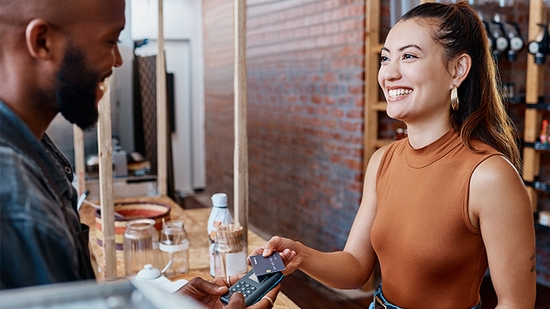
521;0;547;213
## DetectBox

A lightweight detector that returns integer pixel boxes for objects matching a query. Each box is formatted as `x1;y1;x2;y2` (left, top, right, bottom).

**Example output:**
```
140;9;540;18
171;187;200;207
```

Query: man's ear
25;19;58;60
451;53;471;88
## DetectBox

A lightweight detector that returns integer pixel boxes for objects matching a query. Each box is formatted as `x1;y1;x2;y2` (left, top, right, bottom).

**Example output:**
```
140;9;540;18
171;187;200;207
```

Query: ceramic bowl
94;201;171;250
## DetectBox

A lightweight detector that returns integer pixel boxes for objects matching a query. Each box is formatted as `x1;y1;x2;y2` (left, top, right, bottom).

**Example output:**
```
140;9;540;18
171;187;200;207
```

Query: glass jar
123;219;159;277
214;224;247;277
159;220;190;276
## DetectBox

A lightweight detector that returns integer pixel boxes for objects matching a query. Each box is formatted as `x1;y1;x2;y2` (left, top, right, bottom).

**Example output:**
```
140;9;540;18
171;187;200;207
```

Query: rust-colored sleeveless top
371;130;500;308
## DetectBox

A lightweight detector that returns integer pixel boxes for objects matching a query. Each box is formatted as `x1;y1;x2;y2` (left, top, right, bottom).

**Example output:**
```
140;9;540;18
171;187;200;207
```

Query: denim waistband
369;284;482;309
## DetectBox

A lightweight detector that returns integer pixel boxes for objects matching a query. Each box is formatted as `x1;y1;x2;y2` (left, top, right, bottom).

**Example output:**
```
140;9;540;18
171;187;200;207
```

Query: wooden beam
363;0;381;170
522;0;545;212
73;125;86;195
157;0;168;196
97;77;117;280
234;0;248;246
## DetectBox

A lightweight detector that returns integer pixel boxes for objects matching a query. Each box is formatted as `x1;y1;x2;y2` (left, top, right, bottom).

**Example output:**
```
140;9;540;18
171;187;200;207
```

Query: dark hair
400;1;521;171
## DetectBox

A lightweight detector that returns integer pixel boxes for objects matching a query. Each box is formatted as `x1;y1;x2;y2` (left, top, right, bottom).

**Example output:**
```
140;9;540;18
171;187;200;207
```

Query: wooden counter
79;195;299;309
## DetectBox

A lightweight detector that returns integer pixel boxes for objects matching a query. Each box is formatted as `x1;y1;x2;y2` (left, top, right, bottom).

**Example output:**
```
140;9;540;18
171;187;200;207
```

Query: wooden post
157;0;168;196
522;0;545;212
73;125;86;195
97;77;117;280
362;0;385;291
234;0;248;246
363;0;381;170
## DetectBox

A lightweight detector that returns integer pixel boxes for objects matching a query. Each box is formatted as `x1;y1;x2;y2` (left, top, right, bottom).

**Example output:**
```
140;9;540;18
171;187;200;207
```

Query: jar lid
137;264;161;279
126;218;156;229
211;193;227;207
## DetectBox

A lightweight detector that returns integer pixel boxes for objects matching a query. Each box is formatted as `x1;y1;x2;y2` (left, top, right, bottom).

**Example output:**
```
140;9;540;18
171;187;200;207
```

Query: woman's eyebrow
380;44;423;53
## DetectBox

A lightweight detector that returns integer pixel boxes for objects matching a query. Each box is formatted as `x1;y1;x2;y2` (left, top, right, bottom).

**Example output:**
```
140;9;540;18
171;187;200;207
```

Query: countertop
79;195;299;309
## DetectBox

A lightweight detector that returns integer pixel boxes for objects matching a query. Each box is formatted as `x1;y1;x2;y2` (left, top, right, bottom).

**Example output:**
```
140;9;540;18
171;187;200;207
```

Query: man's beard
55;48;101;131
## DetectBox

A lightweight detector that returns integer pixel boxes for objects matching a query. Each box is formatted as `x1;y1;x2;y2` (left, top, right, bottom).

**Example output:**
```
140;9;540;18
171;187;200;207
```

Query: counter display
79;195;299;309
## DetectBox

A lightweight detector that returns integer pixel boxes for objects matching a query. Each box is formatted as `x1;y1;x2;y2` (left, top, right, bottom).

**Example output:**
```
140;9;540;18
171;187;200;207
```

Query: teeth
388;88;412;98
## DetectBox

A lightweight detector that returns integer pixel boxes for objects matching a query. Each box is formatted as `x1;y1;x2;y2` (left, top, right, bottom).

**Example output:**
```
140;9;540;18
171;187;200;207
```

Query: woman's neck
405;121;453;149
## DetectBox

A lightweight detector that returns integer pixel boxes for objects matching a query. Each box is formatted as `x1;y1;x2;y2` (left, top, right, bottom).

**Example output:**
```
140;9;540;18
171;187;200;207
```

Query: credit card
249;251;286;277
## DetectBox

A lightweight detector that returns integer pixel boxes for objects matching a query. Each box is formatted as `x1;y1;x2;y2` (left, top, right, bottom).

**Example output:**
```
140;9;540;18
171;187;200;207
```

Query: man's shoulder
0;142;42;183
0;143;58;217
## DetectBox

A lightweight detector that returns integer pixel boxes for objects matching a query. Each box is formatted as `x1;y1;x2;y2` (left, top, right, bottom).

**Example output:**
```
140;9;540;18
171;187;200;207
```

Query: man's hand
176;276;280;309
177;277;229;308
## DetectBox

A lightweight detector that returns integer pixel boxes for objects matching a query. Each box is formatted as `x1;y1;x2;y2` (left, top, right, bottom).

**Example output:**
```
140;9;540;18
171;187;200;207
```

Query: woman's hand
247;282;280;309
249;236;300;275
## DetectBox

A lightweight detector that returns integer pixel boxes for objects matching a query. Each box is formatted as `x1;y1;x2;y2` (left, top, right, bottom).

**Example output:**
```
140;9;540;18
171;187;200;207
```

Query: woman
253;2;536;308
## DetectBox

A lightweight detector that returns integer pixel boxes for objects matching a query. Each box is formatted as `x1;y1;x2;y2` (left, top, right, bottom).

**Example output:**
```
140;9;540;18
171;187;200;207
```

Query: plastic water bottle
208;193;233;276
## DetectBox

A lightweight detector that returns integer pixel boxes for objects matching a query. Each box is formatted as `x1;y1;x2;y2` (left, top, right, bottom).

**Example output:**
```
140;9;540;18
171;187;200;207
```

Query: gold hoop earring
451;86;459;111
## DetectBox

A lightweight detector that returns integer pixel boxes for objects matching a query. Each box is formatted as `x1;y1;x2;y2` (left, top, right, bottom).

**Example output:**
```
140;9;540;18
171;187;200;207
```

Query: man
0;1;278;308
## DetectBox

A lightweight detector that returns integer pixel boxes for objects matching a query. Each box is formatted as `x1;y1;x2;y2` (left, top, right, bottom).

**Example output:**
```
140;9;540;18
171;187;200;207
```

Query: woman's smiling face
378;19;455;126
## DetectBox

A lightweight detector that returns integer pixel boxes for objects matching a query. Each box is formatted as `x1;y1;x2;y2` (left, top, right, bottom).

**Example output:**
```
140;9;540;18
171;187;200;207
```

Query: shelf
508;94;526;105
508;95;547;106
524;181;550;193
535;223;550;233
523;142;550;151
371;101;387;111
373;139;393;148
524;103;550;111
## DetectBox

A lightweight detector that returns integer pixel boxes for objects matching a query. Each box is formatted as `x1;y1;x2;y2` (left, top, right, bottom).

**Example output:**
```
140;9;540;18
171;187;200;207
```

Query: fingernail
263;249;269;256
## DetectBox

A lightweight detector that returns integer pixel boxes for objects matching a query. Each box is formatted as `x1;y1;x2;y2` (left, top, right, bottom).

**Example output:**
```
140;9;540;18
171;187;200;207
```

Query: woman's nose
380;61;401;81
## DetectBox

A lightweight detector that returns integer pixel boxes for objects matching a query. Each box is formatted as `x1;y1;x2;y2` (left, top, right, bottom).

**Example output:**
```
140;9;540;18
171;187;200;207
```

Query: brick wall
204;0;366;252
203;0;235;198
202;0;550;283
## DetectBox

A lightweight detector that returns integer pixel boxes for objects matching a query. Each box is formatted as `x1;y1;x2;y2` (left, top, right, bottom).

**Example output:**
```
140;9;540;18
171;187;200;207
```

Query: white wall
131;0;206;194
112;0;135;153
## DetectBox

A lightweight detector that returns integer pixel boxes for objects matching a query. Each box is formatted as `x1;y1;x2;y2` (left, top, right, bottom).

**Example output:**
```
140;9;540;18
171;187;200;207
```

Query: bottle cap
211;193;228;207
